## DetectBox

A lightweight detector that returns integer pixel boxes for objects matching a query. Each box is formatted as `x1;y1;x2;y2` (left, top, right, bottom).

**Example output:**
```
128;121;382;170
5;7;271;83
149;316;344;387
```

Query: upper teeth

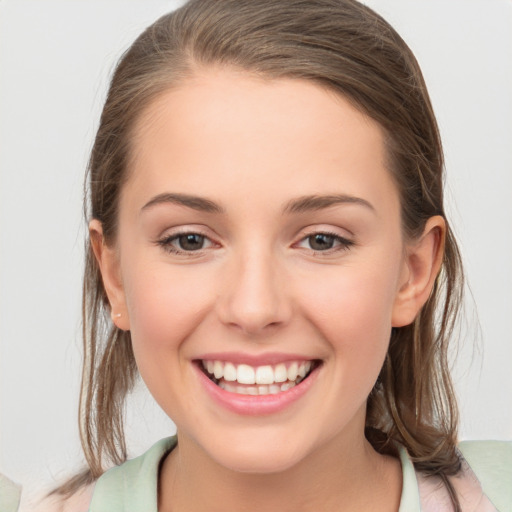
203;360;312;385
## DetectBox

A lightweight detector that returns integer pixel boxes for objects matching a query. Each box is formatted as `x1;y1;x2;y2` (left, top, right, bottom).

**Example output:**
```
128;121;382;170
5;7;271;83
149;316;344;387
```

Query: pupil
179;234;204;250
309;234;334;250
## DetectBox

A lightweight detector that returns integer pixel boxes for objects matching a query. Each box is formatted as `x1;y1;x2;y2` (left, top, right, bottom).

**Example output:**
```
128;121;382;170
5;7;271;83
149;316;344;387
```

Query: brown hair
62;0;464;507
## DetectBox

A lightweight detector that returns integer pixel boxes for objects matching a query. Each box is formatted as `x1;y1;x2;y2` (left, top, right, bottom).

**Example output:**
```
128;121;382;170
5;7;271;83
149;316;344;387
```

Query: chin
205;437;310;475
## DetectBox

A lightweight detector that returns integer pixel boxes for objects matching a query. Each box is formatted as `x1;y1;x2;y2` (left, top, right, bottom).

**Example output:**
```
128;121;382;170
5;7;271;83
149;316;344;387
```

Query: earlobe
89;219;130;331
391;216;446;327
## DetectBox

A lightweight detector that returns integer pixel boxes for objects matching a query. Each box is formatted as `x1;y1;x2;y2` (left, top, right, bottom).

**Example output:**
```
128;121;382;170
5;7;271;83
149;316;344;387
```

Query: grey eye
176;233;206;251
296;232;354;253
307;234;336;250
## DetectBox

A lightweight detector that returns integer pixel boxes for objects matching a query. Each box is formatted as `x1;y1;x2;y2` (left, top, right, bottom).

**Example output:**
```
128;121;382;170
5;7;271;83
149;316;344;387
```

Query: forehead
124;68;399;218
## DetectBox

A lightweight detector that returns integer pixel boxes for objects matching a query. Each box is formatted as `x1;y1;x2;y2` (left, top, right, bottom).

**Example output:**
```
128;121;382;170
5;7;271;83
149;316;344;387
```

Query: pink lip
195;351;315;366
194;362;320;416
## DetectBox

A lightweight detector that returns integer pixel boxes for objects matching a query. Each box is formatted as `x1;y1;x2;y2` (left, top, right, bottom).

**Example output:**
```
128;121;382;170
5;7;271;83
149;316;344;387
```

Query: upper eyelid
293;228;356;252
295;226;355;241
299;221;355;235
154;225;355;245
158;231;217;246
157;224;217;240
155;226;219;251
299;228;350;237
296;233;354;246
156;232;217;257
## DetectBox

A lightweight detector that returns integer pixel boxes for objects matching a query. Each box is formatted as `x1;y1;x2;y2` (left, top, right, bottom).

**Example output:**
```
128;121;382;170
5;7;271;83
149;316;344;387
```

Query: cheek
299;253;402;370
122;260;214;364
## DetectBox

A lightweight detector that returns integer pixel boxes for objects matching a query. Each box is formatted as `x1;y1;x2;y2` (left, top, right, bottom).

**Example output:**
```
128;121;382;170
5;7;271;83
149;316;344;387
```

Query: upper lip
194;352;318;366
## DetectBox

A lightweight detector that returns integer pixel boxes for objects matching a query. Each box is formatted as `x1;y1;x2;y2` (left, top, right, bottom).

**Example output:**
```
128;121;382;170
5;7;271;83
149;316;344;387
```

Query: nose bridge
218;241;290;334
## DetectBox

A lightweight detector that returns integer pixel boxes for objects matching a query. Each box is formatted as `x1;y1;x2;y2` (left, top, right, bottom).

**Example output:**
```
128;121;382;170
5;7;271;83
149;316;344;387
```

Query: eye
297;232;354;252
175;233;207;251
157;231;215;254
307;233;336;251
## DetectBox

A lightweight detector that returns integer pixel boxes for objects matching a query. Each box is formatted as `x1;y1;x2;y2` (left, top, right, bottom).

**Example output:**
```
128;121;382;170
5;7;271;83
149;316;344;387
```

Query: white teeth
202;359;316;391
224;382;237;393
235;385;258;395
237;364;256;384
274;363;288;383
219;379;304;396
213;361;223;379
287;362;299;381
255;365;274;385
224;362;237;382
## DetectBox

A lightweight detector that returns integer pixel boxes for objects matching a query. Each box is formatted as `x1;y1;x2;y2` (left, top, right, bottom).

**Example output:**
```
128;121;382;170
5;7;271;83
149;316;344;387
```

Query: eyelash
155;230;354;256
296;231;354;254
156;230;215;256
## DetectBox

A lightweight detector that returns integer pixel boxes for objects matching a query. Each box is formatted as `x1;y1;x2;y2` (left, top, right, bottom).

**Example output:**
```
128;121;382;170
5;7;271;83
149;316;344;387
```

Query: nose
216;250;292;336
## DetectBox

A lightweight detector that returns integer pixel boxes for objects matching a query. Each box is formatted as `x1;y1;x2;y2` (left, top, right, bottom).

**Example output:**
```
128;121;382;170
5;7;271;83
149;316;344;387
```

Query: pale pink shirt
33;438;504;512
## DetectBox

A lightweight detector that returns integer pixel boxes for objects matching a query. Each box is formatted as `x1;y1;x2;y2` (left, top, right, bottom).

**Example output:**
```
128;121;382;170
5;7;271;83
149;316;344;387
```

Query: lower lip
194;363;320;416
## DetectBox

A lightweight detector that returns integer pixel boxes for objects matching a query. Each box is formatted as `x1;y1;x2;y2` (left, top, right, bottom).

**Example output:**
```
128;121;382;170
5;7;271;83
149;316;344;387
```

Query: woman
40;1;511;510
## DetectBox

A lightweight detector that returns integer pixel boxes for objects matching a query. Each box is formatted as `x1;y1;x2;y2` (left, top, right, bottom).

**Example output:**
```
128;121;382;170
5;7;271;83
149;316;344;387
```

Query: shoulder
0;473;21;512
93;437;175;493
457;440;512;511
29;484;95;512
458;439;512;466
88;437;176;512
415;441;512;512
31;437;176;512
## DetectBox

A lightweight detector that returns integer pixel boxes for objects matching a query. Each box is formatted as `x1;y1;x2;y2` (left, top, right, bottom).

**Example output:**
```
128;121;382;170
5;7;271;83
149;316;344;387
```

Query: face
99;69;419;474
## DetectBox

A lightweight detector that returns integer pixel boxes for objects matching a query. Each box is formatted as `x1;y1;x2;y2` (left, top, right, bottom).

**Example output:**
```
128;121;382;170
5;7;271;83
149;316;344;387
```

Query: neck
158;429;402;512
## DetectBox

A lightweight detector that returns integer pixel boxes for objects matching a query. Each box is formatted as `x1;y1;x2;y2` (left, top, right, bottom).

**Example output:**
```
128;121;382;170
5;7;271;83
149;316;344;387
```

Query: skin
91;68;445;511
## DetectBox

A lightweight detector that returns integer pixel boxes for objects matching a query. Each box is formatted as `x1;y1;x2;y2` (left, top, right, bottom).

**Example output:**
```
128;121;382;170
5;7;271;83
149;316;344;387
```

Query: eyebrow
141;192;374;215
141;193;224;214
283;194;375;214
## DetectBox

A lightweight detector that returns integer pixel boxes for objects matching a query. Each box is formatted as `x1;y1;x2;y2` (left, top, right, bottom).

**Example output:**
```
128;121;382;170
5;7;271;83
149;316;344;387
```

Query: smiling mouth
198;359;320;396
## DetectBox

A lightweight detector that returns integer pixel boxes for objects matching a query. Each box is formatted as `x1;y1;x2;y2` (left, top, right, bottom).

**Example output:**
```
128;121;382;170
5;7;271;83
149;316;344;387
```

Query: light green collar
90;437;423;511
397;444;421;511
89;437;176;512
0;473;21;512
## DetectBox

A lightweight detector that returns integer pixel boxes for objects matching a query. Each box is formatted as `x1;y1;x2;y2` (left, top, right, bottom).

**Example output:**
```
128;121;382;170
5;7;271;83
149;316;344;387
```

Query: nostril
227;318;285;337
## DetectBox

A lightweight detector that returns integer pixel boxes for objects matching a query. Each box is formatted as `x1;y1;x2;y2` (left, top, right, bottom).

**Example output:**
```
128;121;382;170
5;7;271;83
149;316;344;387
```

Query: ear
89;219;130;331
392;216;445;327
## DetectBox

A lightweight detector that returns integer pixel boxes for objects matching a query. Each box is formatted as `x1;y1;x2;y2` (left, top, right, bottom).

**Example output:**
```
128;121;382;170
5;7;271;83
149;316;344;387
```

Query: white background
1;0;511;504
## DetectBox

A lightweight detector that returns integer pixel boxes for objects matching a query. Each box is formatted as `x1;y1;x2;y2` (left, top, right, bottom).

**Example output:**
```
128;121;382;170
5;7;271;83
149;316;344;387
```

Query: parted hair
61;0;464;508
